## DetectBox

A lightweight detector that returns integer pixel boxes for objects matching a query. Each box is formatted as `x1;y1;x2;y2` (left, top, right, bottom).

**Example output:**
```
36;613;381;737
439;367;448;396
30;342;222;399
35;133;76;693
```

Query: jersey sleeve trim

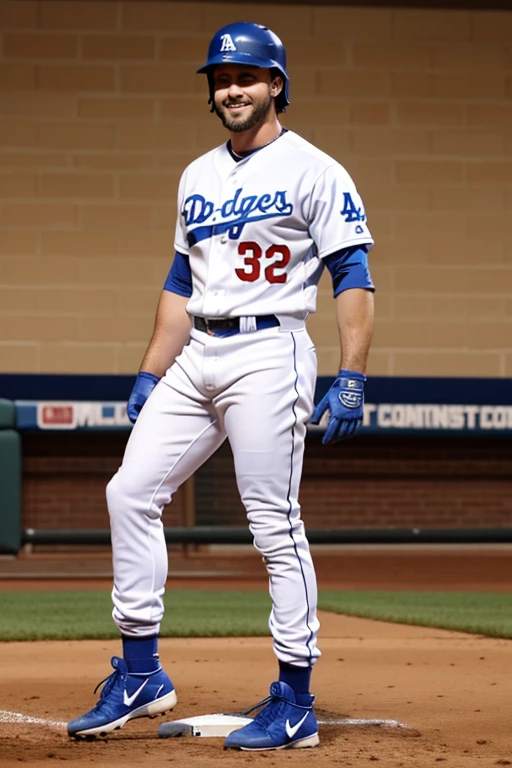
163;251;193;297
323;245;375;297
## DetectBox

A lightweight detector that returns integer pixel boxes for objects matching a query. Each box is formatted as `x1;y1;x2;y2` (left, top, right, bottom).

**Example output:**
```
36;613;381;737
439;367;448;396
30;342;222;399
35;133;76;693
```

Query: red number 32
235;241;291;284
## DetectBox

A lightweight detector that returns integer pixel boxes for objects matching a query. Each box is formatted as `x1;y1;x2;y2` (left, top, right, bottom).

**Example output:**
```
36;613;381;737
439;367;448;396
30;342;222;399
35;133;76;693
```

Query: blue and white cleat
67;656;177;739
224;681;319;751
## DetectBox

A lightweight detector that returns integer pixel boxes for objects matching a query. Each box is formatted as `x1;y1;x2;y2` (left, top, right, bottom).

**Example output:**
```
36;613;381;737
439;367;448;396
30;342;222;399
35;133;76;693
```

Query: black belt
193;315;279;337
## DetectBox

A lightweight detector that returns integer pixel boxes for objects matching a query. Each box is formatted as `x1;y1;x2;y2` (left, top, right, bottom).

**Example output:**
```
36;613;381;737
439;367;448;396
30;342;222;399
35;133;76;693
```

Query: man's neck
230;119;282;156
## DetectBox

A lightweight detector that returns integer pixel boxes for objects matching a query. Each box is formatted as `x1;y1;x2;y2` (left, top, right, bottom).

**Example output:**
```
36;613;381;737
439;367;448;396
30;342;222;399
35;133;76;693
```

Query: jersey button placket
201;189;224;316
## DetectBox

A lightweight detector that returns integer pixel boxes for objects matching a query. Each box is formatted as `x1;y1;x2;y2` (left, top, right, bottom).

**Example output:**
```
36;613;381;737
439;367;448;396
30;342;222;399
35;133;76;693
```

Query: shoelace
236;694;288;728
238;695;272;717
91;667;125;709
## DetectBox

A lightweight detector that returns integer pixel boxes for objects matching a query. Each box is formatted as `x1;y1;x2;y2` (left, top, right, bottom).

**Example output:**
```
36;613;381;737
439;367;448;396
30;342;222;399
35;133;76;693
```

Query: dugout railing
21;526;512;547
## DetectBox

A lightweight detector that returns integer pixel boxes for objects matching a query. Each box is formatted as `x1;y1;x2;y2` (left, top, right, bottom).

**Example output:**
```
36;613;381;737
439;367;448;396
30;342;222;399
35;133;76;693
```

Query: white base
158;713;253;738
157;713;411;739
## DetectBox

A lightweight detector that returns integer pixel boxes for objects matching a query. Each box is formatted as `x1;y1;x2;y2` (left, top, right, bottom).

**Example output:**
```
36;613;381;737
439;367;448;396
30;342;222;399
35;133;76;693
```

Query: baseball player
68;22;374;750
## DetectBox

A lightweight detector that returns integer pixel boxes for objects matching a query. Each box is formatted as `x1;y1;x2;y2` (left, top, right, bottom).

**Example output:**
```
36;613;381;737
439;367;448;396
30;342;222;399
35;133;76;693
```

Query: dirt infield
1;546;511;767
1;616;511;768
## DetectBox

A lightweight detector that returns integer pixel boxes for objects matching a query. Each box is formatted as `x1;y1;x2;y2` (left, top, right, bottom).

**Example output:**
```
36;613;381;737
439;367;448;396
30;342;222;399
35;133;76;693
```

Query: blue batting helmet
197;21;290;112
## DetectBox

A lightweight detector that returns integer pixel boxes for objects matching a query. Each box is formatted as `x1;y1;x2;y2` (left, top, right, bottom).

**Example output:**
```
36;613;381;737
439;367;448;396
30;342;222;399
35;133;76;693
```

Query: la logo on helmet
220;33;237;52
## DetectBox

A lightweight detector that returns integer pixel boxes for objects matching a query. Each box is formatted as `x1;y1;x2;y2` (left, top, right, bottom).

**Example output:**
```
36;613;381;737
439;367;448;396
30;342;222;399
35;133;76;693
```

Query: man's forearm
336;288;374;373
139;292;192;378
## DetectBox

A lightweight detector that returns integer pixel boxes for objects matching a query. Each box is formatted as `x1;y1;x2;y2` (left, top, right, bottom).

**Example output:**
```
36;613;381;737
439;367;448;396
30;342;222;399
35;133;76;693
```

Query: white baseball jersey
174;130;374;319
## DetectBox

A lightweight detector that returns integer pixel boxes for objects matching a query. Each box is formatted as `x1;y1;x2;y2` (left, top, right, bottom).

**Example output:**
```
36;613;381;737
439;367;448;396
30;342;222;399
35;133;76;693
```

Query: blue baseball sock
278;663;312;706
122;634;161;674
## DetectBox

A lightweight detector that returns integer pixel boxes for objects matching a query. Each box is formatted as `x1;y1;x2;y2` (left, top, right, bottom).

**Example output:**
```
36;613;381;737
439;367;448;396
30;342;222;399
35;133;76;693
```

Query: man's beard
214;93;273;133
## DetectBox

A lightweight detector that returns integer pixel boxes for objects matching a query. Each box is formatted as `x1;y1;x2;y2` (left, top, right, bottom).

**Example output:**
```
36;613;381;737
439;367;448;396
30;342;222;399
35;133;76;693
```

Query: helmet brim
197;52;283;74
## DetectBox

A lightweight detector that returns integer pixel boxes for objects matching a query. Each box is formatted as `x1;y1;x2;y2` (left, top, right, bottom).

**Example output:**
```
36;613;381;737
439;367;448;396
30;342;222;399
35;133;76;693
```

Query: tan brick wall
1;0;511;376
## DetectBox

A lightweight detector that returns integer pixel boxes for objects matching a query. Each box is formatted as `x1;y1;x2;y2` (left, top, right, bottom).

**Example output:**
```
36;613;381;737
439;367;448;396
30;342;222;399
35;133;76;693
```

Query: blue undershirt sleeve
163;251;193;297
323;245;375;297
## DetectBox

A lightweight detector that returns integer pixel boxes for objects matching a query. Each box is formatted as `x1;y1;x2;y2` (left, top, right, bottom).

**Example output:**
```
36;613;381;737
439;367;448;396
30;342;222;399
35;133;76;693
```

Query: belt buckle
203;318;217;336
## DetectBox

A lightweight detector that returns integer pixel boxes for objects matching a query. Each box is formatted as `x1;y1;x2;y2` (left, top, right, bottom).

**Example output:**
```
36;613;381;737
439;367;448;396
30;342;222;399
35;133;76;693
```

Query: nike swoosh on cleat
285;711;309;739
123;679;149;708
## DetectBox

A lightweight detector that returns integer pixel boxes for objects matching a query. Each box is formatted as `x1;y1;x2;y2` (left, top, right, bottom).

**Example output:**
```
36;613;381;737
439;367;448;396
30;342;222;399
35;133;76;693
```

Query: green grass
0;590;272;641
319;590;512;639
0;589;512;641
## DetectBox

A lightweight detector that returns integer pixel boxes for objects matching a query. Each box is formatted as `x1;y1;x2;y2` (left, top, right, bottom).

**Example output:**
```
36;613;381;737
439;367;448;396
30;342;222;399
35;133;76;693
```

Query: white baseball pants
107;325;321;667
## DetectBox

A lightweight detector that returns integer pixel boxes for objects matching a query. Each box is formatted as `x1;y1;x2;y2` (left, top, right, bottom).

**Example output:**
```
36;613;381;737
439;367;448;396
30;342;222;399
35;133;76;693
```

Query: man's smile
225;102;251;111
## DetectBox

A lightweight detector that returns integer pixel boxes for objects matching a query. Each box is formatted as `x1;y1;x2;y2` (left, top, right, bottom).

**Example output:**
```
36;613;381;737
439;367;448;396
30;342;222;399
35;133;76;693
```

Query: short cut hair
270;68;286;114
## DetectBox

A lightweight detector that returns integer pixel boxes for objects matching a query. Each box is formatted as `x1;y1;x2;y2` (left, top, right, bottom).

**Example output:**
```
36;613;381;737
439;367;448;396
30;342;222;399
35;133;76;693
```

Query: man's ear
270;75;284;97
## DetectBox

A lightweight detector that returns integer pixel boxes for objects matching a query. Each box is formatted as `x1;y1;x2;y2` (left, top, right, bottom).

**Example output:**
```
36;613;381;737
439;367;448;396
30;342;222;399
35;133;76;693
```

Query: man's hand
310;369;366;445
127;371;160;424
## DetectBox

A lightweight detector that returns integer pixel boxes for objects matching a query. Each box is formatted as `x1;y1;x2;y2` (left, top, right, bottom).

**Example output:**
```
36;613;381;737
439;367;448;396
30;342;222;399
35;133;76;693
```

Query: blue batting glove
126;371;160;424
310;369;366;445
